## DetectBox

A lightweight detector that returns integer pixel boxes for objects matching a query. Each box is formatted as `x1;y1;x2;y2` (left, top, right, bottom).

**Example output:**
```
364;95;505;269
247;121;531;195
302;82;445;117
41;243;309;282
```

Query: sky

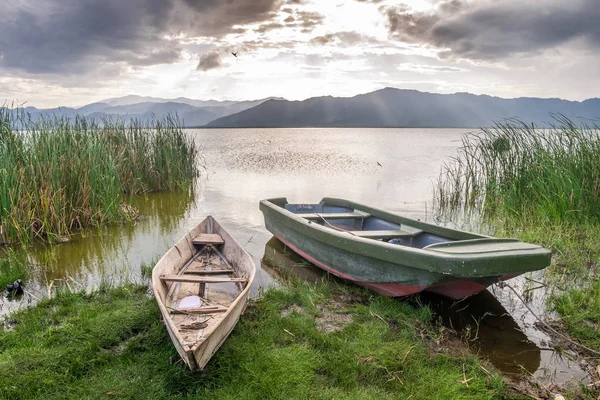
1;0;599;108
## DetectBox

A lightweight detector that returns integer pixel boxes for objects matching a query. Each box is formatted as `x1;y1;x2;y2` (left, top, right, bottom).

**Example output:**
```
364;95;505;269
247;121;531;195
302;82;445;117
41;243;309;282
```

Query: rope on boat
501;282;600;357
314;213;358;236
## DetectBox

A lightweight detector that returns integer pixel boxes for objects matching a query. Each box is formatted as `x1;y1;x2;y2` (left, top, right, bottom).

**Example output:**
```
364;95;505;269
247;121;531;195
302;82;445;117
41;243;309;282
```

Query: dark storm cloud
196;51;223;71
0;0;282;74
385;0;600;60
180;0;283;36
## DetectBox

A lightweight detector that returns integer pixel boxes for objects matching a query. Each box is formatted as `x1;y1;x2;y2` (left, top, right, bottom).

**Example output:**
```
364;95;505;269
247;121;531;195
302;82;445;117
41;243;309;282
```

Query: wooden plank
161;275;247;283
184;269;234;275
189;260;227;269
350;229;418;239
299;212;370;220
170;306;229;314
192;233;224;245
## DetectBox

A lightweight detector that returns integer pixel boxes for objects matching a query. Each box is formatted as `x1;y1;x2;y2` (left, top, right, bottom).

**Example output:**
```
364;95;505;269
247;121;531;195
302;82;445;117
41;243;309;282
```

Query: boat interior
284;203;454;249
159;234;248;347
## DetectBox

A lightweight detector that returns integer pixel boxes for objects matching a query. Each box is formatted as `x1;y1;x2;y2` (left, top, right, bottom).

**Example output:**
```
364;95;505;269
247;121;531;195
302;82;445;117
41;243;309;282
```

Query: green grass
0;109;199;244
553;279;600;351
0;281;510;399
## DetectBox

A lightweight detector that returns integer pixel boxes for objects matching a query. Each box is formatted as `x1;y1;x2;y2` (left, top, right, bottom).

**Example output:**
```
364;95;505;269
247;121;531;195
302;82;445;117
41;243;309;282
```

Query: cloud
255;23;285;33
265;8;325;33
180;0;284;36
0;0;283;75
310;32;374;46
197;51;223;71
385;0;600;60
295;11;325;31
397;63;467;74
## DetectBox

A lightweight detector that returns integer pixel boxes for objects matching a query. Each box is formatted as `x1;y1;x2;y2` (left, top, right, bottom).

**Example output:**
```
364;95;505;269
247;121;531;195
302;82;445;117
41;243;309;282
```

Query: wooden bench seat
192;233;224;245
350;229;422;239
160;275;247;283
170;305;229;314
184;269;235;275
297;211;370;220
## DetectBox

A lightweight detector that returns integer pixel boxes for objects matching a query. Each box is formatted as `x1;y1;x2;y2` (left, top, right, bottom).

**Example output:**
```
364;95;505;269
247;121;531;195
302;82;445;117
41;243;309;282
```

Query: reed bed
0;109;199;244
436;116;600;224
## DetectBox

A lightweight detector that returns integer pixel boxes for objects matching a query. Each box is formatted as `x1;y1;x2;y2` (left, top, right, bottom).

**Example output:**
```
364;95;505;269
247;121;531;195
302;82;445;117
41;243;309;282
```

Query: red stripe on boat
274;235;489;299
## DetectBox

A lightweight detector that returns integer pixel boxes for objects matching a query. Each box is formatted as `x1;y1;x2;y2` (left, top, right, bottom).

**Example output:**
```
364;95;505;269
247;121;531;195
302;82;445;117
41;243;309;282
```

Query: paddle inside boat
152;216;256;370
259;197;551;299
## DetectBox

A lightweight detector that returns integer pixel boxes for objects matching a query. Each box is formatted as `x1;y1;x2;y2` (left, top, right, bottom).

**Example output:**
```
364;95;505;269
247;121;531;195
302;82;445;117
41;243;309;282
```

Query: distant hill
5;89;598;129
205;88;600;128
4;96;280;128
99;95;237;108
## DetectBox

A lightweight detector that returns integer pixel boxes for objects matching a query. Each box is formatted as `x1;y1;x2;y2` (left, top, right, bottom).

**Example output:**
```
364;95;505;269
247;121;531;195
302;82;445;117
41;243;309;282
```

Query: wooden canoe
259;197;551;299
152;216;256;370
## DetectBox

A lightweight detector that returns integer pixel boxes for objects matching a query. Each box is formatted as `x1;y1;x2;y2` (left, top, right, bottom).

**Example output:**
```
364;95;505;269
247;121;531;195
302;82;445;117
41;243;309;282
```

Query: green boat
259;197;551;299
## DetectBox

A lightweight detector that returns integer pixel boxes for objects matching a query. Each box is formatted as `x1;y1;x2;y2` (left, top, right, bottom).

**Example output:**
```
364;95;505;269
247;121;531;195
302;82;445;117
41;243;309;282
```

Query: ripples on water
0;127;588;384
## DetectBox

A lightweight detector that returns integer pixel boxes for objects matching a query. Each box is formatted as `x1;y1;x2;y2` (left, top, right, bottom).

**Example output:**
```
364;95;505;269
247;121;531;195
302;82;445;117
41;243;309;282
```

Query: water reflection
20;190;197;289
416;291;541;375
261;236;324;284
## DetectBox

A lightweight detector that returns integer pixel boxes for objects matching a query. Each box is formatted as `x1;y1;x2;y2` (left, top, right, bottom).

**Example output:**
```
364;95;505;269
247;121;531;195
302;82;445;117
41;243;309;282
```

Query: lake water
0;128;588;385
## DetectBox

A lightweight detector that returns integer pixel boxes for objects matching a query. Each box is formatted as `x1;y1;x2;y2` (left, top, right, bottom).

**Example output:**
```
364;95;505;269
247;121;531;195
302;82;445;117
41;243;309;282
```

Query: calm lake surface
1;128;588;384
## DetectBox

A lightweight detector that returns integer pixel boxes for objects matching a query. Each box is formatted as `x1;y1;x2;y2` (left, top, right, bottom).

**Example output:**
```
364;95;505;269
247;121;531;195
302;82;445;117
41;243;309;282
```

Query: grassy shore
0;278;516;400
436;117;600;354
0;109;199;244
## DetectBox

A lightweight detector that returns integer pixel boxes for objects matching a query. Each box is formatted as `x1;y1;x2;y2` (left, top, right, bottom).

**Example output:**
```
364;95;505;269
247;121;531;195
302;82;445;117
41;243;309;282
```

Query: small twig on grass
458;363;473;387
357;356;375;364
479;365;492;376
379;365;403;384
283;328;295;337
370;311;388;325
402;345;416;363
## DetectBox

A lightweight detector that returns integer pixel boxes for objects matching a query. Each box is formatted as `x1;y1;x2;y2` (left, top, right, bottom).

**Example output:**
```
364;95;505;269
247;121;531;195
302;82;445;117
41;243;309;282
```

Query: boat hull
260;198;551;299
273;233;503;299
152;217;256;370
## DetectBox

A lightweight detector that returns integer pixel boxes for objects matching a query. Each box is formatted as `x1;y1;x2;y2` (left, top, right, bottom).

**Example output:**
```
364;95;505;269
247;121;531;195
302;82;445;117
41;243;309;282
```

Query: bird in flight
377;161;382;167
232;52;238;58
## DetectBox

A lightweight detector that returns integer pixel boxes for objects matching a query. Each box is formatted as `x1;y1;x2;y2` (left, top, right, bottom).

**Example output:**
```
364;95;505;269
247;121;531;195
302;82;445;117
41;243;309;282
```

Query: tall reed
0;109;199;244
436;116;600;224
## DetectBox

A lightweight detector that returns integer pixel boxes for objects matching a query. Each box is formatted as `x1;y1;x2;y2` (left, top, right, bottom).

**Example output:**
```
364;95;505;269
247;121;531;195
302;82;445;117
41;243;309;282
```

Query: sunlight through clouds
0;0;598;106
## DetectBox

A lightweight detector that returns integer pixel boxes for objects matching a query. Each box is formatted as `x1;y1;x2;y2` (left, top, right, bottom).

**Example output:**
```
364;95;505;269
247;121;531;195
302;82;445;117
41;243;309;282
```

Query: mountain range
7;88;600;128
9;95;282;127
